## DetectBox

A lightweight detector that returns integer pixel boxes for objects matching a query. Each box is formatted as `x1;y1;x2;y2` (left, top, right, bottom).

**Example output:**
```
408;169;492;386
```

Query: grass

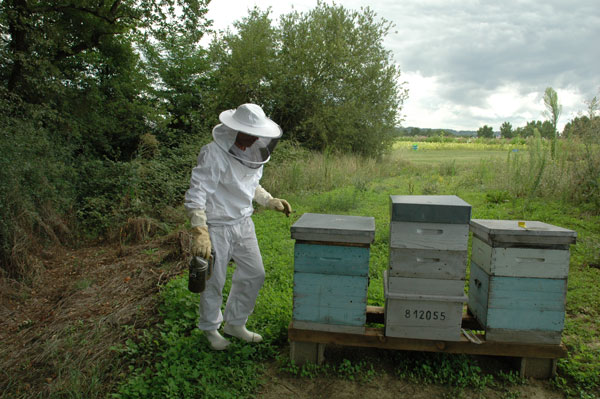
110;139;600;398
399;148;511;165
3;138;593;398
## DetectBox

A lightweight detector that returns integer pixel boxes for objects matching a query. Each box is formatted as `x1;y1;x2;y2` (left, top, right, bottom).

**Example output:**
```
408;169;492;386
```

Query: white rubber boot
223;324;263;343
205;329;230;350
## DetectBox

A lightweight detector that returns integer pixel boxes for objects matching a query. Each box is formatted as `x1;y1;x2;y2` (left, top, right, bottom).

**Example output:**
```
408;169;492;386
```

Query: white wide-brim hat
219;103;282;139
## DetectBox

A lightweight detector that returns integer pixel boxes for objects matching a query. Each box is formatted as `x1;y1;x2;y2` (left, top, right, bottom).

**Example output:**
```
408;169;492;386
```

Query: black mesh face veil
228;136;279;169
212;123;281;168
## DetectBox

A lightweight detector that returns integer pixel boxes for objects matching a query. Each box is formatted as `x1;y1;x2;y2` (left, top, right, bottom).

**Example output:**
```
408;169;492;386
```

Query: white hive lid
470;219;577;248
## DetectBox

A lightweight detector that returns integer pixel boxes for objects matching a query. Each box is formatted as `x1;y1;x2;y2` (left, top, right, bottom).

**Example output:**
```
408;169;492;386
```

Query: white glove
267;198;292;217
253;185;273;207
187;208;211;258
190;226;211;259
187;208;207;228
254;185;291;216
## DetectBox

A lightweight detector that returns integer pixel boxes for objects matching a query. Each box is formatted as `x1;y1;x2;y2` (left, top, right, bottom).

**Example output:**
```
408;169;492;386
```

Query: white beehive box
471;236;570;279
387;275;465;297
388;248;467;280
384;271;466;341
388;195;471;280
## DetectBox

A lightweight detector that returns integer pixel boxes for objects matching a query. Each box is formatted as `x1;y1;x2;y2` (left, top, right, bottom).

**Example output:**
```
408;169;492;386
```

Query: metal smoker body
188;250;215;293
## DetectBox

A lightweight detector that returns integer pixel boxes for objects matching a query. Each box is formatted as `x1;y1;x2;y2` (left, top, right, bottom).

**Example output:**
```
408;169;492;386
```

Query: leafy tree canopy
500;121;513;139
209;2;407;157
477;125;494;138
514;120;554;139
563;115;600;140
1;0;211;159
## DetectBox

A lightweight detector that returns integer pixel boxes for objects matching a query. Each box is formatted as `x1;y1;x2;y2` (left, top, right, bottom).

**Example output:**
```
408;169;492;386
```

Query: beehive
468;219;576;344
291;213;375;334
385;195;471;341
384;271;467;341
388;195;471;281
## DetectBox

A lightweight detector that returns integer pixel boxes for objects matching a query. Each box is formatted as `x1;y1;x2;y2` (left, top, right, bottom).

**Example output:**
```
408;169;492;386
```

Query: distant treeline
395;127;477;137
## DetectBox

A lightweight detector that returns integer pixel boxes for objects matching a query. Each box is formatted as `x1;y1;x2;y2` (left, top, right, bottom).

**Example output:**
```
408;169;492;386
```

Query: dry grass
0;229;192;398
117;216;168;244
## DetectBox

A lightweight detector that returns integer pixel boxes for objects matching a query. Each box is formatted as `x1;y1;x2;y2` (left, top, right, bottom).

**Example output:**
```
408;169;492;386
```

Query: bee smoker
188;250;215;293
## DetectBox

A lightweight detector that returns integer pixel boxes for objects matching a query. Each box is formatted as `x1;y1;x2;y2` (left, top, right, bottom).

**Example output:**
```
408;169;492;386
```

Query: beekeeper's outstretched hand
267;198;292;217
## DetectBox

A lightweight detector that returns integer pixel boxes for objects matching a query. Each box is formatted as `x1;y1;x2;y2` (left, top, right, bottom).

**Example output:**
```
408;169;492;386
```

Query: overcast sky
204;0;600;131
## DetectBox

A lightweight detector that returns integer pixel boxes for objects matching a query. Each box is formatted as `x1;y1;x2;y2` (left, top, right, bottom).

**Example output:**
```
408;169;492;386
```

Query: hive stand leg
517;357;558;379
289;341;326;366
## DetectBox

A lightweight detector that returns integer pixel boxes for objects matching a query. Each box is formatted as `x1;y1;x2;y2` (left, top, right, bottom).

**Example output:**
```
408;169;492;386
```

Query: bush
75;138;206;237
0;90;75;279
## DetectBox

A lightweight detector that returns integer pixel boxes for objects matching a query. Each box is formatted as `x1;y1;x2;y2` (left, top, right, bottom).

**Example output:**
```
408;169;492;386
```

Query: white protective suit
184;124;276;331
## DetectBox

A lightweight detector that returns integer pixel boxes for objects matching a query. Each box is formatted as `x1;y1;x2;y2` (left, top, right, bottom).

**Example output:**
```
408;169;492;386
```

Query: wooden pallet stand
288;306;566;379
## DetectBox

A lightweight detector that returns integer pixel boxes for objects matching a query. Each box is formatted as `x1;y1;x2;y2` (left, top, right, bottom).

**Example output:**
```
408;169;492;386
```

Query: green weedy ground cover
113;142;599;399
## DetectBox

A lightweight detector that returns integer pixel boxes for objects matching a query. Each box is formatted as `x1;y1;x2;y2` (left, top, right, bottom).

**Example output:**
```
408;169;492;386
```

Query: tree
211;2;407;157
543;86;562;158
207;8;279;117
562;96;599;141
515;120;554;139
477;125;494;138
1;0;211;157
500;121;513;139
138;2;213;146
544;87;562;135
563;115;592;139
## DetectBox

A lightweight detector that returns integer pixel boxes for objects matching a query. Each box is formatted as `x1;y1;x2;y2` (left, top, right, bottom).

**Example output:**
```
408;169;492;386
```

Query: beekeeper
184;103;291;350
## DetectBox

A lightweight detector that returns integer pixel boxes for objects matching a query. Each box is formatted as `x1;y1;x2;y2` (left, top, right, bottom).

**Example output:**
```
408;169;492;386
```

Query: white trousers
197;217;265;331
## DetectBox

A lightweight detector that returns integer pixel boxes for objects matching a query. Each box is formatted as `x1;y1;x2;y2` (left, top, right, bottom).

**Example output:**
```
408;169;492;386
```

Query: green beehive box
390;195;472;224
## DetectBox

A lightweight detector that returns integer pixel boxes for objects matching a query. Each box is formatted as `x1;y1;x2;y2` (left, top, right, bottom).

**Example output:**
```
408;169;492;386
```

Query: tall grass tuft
494;131;600;212
262;141;411;196
502;131;549;199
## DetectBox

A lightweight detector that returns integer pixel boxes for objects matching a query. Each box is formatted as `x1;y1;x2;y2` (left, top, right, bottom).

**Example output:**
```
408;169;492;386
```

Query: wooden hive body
388;195;471;280
384;271;466;341
291;213;375;334
385;195;472;341
468;219;576;344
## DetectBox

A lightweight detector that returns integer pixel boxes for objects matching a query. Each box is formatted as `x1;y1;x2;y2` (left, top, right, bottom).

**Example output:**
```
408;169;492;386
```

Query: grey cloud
382;0;600;108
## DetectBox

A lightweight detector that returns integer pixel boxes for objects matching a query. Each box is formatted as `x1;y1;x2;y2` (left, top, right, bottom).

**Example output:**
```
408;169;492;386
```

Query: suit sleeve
184;146;221;214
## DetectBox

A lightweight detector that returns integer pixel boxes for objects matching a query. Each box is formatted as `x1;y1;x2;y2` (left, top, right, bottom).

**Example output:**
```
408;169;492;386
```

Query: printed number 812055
404;309;446;321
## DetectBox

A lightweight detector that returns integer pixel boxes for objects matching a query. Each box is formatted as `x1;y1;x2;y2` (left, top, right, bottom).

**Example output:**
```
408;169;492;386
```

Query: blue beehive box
468;219;576;344
291;213;375;333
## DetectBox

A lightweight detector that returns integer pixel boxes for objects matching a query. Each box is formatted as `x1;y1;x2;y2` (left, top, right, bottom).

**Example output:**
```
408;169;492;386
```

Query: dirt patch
257;347;565;399
0;231;190;397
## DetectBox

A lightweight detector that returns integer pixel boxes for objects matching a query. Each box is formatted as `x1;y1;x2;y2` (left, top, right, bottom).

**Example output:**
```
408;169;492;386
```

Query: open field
393;140;526;165
397;147;511;165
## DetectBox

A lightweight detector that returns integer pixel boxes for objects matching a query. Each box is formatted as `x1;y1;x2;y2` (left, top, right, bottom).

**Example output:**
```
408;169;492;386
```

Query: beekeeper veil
212;103;282;169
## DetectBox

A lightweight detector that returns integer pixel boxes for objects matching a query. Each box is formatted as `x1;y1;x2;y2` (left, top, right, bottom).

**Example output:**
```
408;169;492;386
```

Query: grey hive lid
470;219;577;247
290;213;375;244
390;195;472;224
